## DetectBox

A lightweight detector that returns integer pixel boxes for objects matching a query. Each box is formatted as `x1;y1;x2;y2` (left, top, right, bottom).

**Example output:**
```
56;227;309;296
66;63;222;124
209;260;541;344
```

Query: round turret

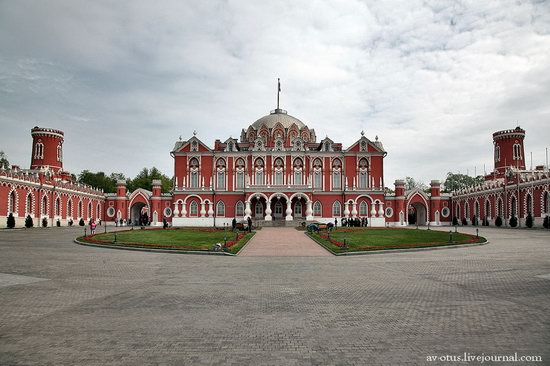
493;127;525;171
30;127;64;172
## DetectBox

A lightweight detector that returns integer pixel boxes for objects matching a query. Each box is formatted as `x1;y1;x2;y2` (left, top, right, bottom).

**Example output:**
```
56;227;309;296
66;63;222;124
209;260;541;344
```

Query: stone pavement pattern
239;227;332;256
0;226;549;365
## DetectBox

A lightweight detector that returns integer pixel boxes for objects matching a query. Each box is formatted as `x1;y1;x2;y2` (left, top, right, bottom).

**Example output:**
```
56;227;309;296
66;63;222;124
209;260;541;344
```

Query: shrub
7;213;15;229
452;217;458;226
525;213;533;228
79;218;85;226
68;219;73;226
25;215;33;228
461;217;467;226
56;219;61;227
544;216;549;229
495;216;503;227
42;217;48;227
509;216;518;228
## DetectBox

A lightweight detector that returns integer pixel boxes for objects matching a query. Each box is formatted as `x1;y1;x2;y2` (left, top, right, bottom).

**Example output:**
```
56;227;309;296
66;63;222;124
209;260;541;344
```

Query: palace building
2;91;549;229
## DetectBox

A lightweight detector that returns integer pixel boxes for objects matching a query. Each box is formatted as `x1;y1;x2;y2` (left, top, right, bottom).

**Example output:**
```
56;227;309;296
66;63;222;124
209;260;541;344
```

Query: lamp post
449;230;453;243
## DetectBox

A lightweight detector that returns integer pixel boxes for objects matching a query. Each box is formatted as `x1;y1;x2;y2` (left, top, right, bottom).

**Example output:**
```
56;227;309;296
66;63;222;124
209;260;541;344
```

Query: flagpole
277;78;281;110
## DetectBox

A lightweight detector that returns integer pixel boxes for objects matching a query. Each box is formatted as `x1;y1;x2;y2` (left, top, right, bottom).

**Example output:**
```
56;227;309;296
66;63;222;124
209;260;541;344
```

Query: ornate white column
285;200;293;221
244;200;252;219
207;201;214;217
351;202;358;218
264;199;273;221
173;201;180;217
305;200;313;221
378;202;385;218
182;202;187;217
371;204;377;217
344;202;350;218
200;202;206;217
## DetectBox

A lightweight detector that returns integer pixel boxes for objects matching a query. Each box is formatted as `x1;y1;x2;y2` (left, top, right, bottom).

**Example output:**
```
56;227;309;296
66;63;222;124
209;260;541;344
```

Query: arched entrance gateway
245;192;313;224
406;190;429;226
128;189;151;226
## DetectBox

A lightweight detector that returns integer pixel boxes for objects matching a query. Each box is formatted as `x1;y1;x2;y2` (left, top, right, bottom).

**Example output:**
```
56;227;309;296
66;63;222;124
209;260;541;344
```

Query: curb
234;231;257;256
74;238;235;256
306;232;489;256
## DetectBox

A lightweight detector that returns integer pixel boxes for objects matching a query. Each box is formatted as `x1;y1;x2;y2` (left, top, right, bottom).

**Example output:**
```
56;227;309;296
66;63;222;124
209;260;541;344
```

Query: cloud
0;0;549;185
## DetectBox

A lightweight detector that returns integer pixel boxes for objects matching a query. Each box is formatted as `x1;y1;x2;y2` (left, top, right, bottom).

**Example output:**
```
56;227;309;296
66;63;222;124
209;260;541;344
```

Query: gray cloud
1;0;549;185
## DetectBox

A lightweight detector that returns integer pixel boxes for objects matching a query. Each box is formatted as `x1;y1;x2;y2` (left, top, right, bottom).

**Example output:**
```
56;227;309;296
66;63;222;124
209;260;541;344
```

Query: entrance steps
256;219;311;228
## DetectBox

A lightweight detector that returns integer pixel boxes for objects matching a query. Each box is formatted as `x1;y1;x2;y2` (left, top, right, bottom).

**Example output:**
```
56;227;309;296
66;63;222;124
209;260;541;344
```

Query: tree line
77;167;172;193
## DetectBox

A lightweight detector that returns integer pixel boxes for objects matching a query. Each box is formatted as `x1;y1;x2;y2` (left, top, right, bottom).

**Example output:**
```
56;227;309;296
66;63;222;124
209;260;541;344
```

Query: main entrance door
273;201;283;219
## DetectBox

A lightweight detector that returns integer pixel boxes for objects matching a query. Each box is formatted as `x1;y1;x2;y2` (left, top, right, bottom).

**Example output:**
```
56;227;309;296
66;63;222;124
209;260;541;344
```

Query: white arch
353;194;375;204
182;194;204;205
247;192;270;203
288;192;310;202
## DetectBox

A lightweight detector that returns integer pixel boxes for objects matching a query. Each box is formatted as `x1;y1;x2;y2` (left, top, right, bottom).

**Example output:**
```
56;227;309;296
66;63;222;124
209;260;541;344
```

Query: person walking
232;217;237;231
90;220;96;235
247;216;252;233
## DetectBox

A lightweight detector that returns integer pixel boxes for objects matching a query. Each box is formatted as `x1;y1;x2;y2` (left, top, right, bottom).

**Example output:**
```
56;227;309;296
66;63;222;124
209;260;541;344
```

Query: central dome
250;109;306;130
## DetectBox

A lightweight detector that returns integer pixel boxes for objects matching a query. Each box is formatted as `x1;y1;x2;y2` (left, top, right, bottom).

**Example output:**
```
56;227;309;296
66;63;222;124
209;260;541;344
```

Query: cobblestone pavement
239;227;332;256
0;226;549;365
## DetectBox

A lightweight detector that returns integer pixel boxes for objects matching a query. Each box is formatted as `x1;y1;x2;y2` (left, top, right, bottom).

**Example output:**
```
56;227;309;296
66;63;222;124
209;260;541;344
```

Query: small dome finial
375;135;379;141
361;130;365;136
193;130;197;136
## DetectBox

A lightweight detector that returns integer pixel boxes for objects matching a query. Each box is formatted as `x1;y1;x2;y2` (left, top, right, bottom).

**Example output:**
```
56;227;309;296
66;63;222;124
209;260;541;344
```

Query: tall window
332;201;342;217
332;159;342;189
274;158;284;185
216;201;225;216
67;200;72;218
43;196;48;216
55;197;60;216
313;201;322;216
510;196;517;217
497;198;503;217
255;201;263;217
474;201;480;218
294;201;302;216
235;159;245;189
513;144;522;160
216;159;226;190
8;191;16;214
26;193;33;215
358;158;369;189
34;142;44;159
293;158;303;185
464;202;470;219
190;201;198;216
189;158;199;188
545;192;550;214
495;145;500;162
254;158;264;185
236;201;245;216
88;202;92;219
485;200;490;218
313;159;322;189
359;201;368;216
526;194;532;215
57;144;62;162
78;201;83;218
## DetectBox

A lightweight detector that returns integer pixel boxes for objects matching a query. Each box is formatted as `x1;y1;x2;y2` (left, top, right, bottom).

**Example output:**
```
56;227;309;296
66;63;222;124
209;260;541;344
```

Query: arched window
274;158;284;185
26;193;33;215
88;202;92;219
544;192;550;214
332;159;342;190
34;142;44;159
55;197;61;216
67;199;73;218
254;158;264;185
236;201;245;216
313;201;322;216
510;196;517;217
235;158;245;189
495;145;500;162
216;159;226;190
189;158;199;188
497;198;503;217
513;144;522;160
455;202;460;219
78;201;83;218
294;201;302;216
42;195;48;216
8;191;16;215
464;202;470;219
216;201;225;217
312;159;322;189
358;158;369;189
485;199;490;219
97;203;101;220
57;144;62;162
190;201;198;217
332;201;342;217
526;194;533;215
293;158;303;185
254;201;263;217
474;201;480;218
359;201;368;216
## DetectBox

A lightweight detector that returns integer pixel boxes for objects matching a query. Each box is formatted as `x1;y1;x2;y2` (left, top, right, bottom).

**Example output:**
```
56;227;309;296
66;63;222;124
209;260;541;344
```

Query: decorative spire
361;130;365;136
193;130;197;136
375;135;379;141
277;78;281;110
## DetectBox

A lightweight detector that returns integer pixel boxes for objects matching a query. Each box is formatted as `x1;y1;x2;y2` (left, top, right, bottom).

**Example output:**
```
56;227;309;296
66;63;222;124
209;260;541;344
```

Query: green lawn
308;228;485;254
80;228;255;254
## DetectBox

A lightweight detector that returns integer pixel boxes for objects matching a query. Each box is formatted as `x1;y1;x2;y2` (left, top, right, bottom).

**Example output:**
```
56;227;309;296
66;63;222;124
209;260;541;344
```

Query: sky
1;0;549;186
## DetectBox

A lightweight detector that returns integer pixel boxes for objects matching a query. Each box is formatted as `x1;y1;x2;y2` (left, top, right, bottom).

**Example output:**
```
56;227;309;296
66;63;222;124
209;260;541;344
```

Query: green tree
443;172;484;192
25;215;34;228
0;151;9;169
128;167;172;193
77;170;125;193
404;177;428;191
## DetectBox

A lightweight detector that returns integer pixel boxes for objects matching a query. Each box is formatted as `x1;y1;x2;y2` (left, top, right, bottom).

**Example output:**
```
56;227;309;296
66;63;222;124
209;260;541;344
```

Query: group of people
232;217;253;232
339;217;368;227
88;218;100;234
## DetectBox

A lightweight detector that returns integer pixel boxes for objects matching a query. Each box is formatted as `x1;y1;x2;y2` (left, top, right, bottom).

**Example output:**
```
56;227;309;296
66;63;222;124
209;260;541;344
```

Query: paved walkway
239;227;332;256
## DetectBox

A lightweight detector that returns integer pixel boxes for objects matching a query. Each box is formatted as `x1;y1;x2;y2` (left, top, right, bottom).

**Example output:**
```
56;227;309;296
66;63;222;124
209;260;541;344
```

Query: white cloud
0;0;549;185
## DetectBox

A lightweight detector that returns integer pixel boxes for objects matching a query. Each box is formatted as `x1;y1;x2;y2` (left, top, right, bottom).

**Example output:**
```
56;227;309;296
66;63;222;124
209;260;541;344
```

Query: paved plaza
0;227;549;365
239;227;332;256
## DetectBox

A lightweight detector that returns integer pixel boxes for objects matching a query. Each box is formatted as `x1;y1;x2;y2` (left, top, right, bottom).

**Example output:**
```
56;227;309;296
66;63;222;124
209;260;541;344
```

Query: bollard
449;231;452;243
84;228;87;236
104;224;107;233
476;228;479;238
343;238;347;249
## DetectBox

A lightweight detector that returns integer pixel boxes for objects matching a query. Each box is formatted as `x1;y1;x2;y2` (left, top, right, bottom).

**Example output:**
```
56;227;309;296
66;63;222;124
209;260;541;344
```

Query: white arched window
42;195;48;216
97;203;101;219
78;201;83;218
293;158;303;185
464;202;470;219
274;158;284;185
526;194;533;215
495;144;500;162
190;201;198;216
497;198;503;217
189;158;199;189
216;159;226;190
235;158;245;189
8;191;16;215
67;199;73;218
88;202;92;219
485;199;490;219
513;143;522;160
57;144;62;162
510;196;517;217
236;201;245;217
55;197;61;216
332;201;342;217
332;159;342;190
216;201;225;217
312;159;322;189
34;142;44;159
254;158;264;185
359;201;368;216
26;193;33;215
544;192;550;214
313;201;322;216
358;158;369;189
254;201;263;217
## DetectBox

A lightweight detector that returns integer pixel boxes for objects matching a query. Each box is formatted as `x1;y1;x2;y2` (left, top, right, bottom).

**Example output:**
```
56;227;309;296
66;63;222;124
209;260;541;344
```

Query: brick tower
493;127;526;172
30;127;65;173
